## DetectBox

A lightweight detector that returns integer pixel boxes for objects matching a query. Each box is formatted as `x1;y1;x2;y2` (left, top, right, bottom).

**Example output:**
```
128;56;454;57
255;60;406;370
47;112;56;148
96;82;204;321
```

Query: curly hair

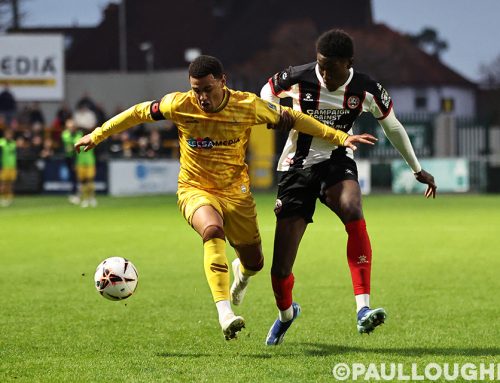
188;55;224;79
316;29;354;58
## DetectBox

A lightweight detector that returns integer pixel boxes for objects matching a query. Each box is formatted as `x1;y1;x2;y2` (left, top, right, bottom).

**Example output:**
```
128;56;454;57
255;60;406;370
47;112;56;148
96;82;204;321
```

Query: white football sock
355;294;370;313
216;300;233;324
278;305;294;322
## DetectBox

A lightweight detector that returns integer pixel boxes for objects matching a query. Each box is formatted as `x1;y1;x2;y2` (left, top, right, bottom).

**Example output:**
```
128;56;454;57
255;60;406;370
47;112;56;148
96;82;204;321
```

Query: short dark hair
188;55;224;79
316;29;354;59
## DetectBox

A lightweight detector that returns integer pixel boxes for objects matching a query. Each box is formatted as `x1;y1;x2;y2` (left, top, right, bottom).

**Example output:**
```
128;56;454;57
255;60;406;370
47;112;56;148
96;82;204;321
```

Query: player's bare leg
323;180;386;333
192;205;245;340
266;216;306;345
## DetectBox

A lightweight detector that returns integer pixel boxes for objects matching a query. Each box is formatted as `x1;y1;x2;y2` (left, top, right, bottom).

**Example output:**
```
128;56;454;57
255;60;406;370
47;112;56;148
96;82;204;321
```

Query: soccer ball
94;257;138;301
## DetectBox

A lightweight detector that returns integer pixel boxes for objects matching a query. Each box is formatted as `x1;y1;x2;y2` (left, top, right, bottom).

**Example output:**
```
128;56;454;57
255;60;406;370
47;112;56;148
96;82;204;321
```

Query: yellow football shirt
91;88;348;191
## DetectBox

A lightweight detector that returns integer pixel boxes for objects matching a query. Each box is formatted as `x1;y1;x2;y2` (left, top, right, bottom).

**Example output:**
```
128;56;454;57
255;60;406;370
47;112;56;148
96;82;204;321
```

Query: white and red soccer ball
94;257;138;301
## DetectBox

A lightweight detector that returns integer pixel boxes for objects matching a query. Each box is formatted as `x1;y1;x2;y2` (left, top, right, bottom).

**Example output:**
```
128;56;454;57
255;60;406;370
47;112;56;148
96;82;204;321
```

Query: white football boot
220;313;245;340
230;258;249;306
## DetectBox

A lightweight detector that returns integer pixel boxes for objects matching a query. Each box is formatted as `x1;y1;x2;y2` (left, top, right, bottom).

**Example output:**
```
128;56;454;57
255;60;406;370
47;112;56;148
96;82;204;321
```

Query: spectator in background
94;103;107;127
62;119;80;204
30;134;44;158
73;104;97;132
76;92;97;112
39;137;54;159
149;129;167;158
15;135;30;159
51;103;72;143
161;121;179;158
0;84;17;127
136;136;153;158
17;104;32;127
28;102;45;126
0;115;7;136
0;129;17;207
54;103;72;128
119;131;134;158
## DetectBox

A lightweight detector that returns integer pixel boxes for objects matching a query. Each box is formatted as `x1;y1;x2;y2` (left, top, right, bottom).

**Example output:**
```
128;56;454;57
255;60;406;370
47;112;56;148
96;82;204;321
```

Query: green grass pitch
1;193;499;382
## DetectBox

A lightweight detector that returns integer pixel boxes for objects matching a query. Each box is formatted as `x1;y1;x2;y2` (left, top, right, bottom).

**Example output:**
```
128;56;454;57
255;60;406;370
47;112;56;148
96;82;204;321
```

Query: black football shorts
274;155;358;223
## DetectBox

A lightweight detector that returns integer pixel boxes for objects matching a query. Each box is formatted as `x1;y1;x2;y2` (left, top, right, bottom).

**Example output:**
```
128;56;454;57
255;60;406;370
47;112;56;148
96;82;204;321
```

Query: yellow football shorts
76;165;96;181
0;168;17;182
177;186;261;247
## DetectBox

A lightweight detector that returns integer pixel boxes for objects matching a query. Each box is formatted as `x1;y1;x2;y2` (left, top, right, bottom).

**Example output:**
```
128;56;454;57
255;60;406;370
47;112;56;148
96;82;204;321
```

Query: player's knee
342;209;363;223
242;255;264;272
332;197;363;222
236;244;264;272
202;225;225;242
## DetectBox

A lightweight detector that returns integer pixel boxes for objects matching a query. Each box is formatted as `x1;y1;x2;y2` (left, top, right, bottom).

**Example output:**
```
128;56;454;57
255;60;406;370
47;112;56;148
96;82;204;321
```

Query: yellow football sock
88;181;95;198
203;238;230;302
83;182;91;200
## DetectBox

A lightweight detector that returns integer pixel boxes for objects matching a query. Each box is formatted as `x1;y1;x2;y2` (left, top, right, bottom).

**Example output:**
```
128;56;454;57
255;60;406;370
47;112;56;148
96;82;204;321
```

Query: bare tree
479;54;500;88
0;0;25;31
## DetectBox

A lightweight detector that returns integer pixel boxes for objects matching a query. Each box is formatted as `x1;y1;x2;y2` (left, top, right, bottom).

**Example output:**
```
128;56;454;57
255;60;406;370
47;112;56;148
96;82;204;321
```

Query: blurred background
1;0;499;197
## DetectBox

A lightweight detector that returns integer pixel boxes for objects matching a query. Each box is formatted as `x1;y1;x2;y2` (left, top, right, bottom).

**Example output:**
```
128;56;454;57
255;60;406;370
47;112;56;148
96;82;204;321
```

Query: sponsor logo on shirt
187;137;240;149
304;93;314;102
306;109;351;123
267;102;278;112
377;83;391;109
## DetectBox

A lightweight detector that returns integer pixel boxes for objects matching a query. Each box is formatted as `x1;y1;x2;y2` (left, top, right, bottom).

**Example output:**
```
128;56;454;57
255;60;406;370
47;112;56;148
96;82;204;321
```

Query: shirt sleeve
378;108;422;173
261;67;294;100
254;97;349;146
368;81;393;120
260;81;281;103
90;93;175;145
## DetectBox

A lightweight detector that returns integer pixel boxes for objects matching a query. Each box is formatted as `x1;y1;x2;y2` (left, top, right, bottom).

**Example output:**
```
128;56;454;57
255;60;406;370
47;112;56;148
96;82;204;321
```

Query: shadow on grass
299;343;500;357
158;352;211;358
156;345;499;359
158;352;274;359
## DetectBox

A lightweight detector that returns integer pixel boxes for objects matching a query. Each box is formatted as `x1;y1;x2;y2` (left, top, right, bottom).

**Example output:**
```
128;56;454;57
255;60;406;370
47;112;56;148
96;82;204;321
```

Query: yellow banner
0;78;56;86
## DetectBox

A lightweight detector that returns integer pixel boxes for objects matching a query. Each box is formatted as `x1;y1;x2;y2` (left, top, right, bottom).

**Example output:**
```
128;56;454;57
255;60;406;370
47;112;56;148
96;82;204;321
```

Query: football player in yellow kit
75;55;377;340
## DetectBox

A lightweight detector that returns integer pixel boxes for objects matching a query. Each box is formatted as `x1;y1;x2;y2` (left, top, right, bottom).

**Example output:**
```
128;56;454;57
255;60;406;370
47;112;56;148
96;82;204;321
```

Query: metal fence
355;112;497;192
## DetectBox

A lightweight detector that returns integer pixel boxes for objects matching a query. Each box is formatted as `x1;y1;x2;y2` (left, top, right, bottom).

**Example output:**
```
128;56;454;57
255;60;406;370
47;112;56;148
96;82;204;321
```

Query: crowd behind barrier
0;87;180;163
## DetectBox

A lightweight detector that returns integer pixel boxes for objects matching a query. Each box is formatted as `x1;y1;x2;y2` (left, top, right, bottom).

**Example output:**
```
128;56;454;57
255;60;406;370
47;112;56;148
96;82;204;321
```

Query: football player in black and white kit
259;29;437;345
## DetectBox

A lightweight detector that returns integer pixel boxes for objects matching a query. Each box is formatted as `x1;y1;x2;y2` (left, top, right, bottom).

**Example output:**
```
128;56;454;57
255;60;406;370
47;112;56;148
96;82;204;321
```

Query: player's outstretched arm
378;110;437;199
255;100;377;149
283;109;377;150
415;169;437;199
74;101;164;153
